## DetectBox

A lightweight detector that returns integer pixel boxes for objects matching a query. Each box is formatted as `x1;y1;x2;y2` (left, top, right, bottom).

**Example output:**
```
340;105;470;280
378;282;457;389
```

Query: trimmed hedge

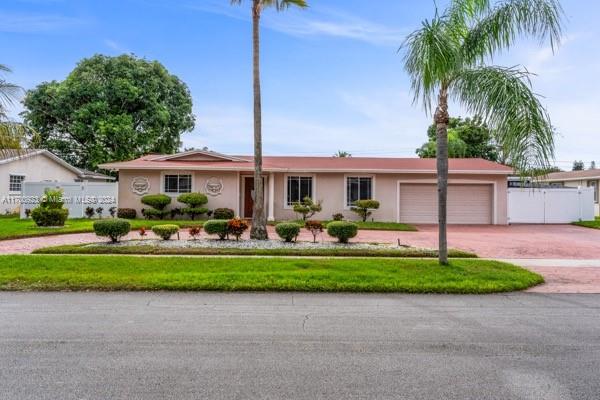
275;222;301;242
141;194;171;210
177;192;208;208
327;221;358;243
182;207;209;220
93;219;131;243
117;208;137;219
143;208;169;220
213;208;235;220
31;208;69;227
151;224;180;240
204;219;229;240
351;199;380;222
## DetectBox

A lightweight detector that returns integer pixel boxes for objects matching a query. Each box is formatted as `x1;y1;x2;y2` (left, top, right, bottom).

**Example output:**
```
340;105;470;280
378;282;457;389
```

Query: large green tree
230;0;308;240
22;54;195;170
403;0;563;264
416;116;499;161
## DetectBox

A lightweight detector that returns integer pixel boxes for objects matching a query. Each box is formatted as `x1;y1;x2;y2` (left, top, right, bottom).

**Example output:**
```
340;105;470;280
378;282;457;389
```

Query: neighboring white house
0;149;114;214
543;170;600;216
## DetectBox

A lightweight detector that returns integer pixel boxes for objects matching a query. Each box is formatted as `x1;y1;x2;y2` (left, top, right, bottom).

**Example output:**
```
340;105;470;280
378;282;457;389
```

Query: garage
399;183;493;224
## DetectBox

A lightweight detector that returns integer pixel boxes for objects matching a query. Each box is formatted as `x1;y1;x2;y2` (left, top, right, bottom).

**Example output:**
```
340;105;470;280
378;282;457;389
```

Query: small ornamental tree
351;200;380;222
327;221;358;244
85;207;95;219
188;226;201;240
141;194;171;219
177;192;208;220
292;197;322;221
213;208;235;220
275;222;301;243
151;224;179;240
204;220;229;240
93;219;131;243
305;220;324;243
95;207;104;219
227;218;249;241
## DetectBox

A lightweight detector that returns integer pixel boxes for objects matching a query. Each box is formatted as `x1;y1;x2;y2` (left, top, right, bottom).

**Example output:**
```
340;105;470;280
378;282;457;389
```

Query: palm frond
462;0;564;63
230;0;308;10
450;65;554;172
401;17;460;113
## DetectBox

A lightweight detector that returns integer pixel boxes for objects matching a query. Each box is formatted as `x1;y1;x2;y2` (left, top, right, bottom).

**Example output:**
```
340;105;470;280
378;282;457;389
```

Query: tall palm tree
231;0;308;240
0;64;25;157
402;0;563;264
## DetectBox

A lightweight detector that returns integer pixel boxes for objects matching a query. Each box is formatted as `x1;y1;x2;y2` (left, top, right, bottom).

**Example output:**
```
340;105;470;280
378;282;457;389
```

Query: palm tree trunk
250;0;268;240
434;86;449;265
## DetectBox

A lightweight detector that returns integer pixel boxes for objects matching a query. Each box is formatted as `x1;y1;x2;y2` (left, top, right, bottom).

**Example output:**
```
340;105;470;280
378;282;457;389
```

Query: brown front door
244;177;254;218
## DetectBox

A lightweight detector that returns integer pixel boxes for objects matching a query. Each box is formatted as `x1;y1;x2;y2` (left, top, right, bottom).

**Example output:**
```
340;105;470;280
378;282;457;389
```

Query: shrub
326;221;358;243
227;218;249;241
292;197;322;221
95;207;104;219
31;208;69;227
182;207;209;220
188;226;202;240
93;219;131;243
275;222;301;242
350;199;380;222
143;208;169;220
117;208;137;219
177;192;208;208
141;194;171;210
213;208;235;220
305;220;324;243
151;224;180;240
170;208;182;219
85;207;95;219
39;188;64;209
24;209;31;218
204;219;229;240
108;206;117;218
139;226;147;238
332;213;344;221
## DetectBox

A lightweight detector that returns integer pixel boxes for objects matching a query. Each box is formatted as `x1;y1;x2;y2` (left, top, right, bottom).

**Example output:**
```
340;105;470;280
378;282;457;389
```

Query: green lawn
0;217;204;240
269;220;418;231
573;216;600;229
0;255;542;293
33;243;477;258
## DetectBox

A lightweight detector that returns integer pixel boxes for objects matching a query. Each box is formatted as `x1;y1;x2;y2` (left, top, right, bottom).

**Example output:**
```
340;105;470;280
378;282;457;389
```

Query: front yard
573;216;600;229
0;255;543;293
269;220;417;231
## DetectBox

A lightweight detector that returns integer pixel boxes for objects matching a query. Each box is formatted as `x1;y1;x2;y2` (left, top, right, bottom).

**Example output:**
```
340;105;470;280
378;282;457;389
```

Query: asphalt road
1;292;599;400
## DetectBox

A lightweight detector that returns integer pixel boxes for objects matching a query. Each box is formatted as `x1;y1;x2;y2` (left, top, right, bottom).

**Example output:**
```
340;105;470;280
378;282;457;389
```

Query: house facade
99;150;513;225
543;170;600;216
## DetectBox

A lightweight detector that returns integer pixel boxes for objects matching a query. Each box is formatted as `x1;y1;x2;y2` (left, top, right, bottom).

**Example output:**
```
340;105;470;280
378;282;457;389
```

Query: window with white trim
164;174;192;194
9;175;25;193
287;176;313;206
588;180;598;203
346;177;373;206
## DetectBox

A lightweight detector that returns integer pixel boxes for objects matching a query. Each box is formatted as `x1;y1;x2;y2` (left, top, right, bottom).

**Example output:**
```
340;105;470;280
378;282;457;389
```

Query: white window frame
344;174;375;209
283;174;316;209
9;174;26;194
160;171;194;196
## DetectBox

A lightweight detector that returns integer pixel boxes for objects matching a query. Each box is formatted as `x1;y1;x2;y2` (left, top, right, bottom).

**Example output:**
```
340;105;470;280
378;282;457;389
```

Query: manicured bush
93;219;131;243
275;222;301;242
109;206;117;218
182;207;209;220
95;207;104;219
351;199;380;222
292;197;322;221
188;226;202;240
177;192;208;208
141;194;171;210
204;219;229;240
305;220;324;243
227;218;249;241
151;224;180;240
332;213;344;221
143;208;169;220
213;208;235;220
117;208;137;219
327;221;358;243
24;208;31;218
31;188;69;227
84;207;95;219
170;208;182;219
31;208;69;227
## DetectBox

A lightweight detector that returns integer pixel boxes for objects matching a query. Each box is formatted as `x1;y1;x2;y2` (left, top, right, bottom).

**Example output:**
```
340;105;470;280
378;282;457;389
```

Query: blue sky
1;0;598;169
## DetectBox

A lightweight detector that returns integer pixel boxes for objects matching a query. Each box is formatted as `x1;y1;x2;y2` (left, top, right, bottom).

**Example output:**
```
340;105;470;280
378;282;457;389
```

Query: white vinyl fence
507;187;594;224
20;181;118;219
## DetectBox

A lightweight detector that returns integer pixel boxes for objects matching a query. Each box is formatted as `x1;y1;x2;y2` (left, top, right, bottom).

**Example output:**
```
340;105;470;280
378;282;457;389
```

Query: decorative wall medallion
205;177;223;196
131;177;150;195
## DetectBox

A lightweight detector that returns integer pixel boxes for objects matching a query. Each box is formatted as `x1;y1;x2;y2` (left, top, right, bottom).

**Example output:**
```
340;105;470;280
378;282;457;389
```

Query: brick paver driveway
1;224;599;293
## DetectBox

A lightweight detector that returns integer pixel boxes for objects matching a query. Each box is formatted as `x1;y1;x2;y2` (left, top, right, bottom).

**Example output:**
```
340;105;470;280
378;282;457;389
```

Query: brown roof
545;169;600;181
99;153;512;174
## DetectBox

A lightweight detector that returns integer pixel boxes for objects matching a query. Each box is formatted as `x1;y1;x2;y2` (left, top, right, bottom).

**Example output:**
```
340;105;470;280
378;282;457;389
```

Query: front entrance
243;177;254;218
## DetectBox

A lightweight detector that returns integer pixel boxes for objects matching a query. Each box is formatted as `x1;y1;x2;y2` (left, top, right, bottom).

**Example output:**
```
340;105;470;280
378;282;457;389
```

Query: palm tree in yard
231;0;308;239
0;64;26;157
402;0;563;265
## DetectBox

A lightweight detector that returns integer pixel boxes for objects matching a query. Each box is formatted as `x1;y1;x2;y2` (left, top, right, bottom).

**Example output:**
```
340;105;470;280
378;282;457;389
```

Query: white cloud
0;12;85;33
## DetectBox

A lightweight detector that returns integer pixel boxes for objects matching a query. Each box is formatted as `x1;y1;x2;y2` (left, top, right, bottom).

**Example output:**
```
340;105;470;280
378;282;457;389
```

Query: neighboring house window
588;180;598;203
287;176;313;206
9;175;25;193
164;174;192;194
346;176;373;206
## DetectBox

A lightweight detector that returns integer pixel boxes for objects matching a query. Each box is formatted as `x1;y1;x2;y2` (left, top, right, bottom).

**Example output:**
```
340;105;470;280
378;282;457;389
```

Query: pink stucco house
99;149;512;224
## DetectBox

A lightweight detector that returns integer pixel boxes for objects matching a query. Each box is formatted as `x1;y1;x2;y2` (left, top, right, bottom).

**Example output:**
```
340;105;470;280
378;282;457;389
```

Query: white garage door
399;184;493;224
